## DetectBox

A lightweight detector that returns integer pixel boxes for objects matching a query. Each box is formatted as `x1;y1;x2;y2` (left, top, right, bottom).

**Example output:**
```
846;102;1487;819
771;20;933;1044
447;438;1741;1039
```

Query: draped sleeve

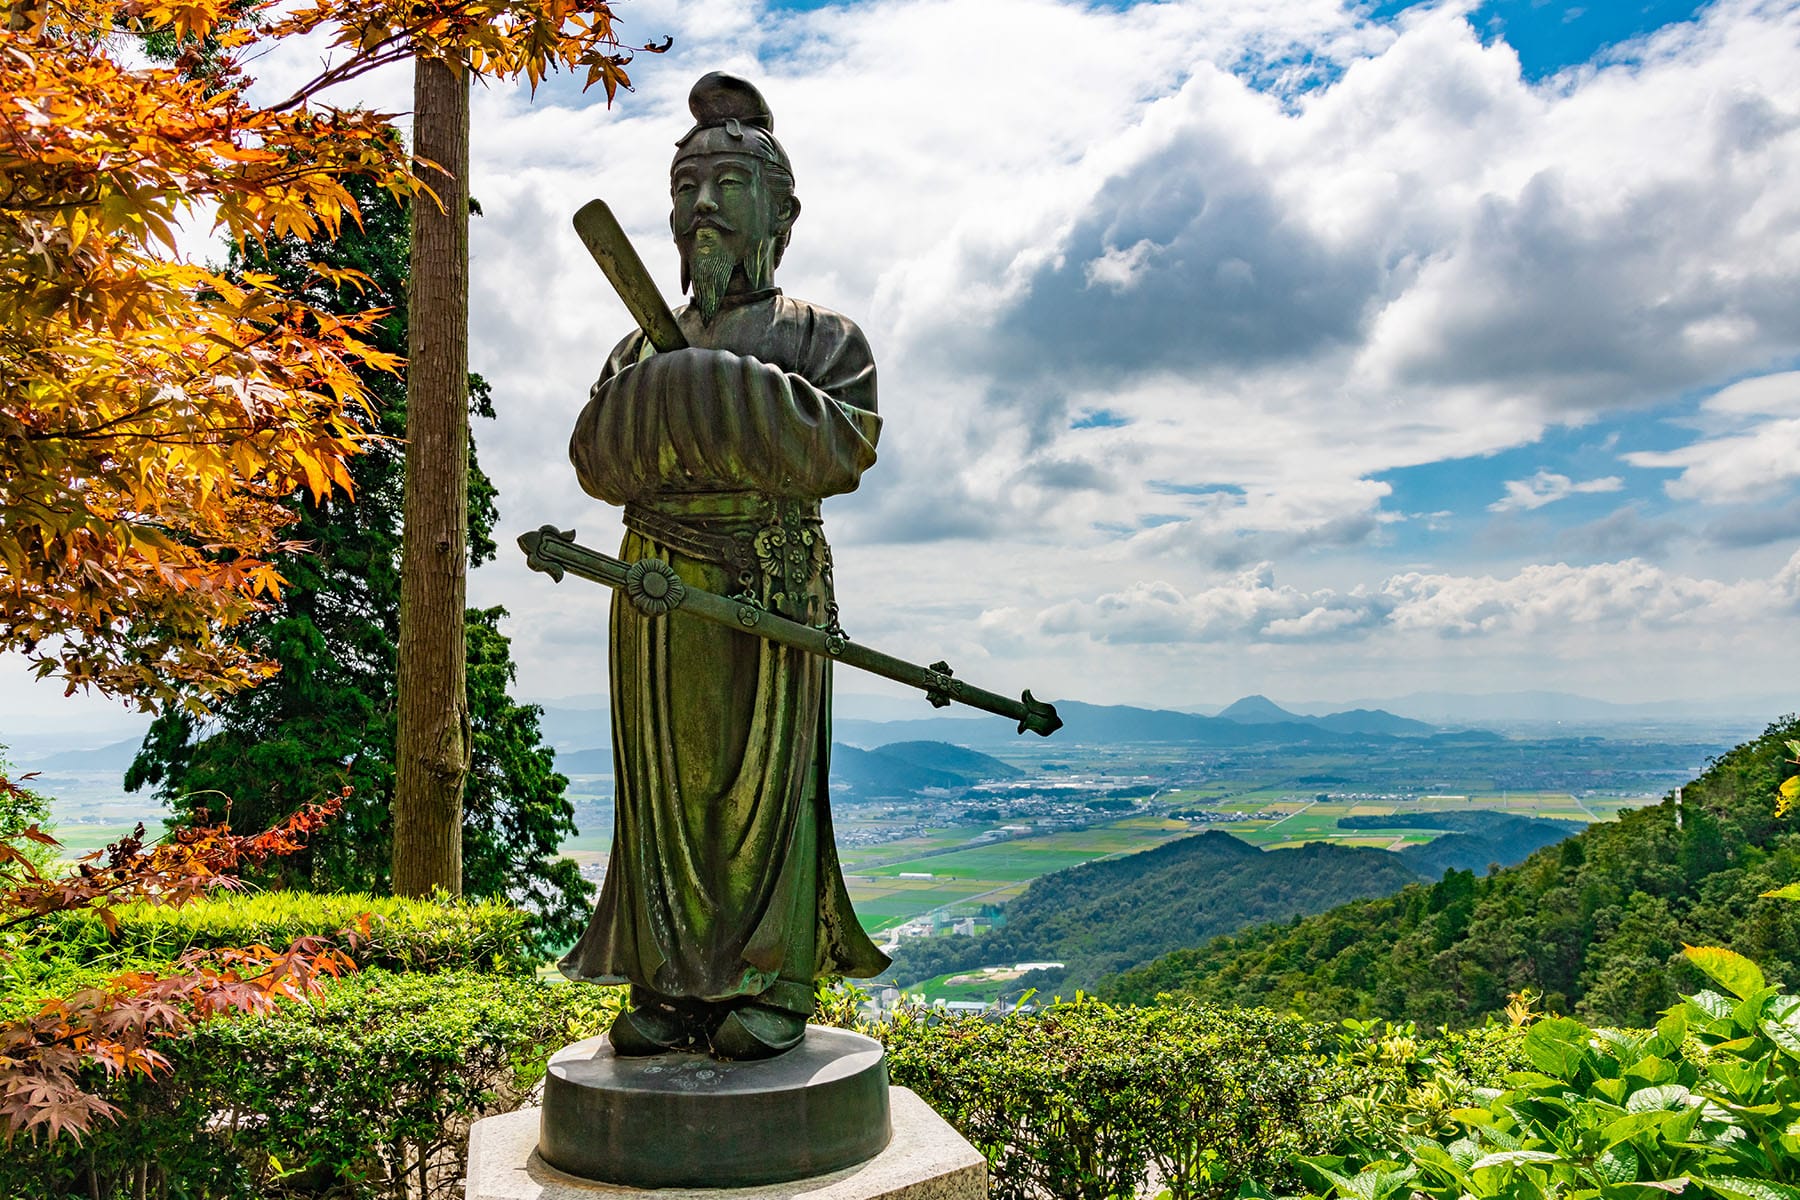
570;307;881;504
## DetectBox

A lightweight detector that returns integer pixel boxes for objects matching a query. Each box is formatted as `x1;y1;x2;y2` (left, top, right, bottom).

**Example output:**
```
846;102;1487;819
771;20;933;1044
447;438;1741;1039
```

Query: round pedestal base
538;1026;892;1188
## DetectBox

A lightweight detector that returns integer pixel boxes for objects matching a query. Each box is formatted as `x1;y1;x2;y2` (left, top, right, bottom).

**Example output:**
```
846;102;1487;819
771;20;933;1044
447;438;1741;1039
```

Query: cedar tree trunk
393;55;471;896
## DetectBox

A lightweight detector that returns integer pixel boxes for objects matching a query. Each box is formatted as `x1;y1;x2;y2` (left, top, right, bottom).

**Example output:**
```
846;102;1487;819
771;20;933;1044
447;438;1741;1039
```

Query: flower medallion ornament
624;558;686;616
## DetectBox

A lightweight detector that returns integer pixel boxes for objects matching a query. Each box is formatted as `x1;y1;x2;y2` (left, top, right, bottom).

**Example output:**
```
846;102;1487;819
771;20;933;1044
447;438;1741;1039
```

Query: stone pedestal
465;1086;986;1200
539;1028;892;1187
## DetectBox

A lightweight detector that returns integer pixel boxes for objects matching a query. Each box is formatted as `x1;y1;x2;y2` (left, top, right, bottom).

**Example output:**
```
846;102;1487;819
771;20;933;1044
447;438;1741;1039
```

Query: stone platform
538;1028;892;1187
466;1085;985;1200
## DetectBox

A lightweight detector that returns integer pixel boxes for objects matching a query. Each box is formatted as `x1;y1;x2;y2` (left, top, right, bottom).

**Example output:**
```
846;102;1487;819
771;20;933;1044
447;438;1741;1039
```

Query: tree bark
393;55;471;897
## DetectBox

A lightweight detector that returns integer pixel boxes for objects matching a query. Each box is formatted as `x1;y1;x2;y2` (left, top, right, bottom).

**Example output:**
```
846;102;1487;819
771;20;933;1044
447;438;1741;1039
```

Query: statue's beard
688;239;736;326
682;228;776;325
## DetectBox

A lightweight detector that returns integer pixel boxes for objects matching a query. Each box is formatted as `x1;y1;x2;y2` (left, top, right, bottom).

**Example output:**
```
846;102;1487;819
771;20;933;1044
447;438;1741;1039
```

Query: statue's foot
708;1004;806;1061
608;1002;692;1056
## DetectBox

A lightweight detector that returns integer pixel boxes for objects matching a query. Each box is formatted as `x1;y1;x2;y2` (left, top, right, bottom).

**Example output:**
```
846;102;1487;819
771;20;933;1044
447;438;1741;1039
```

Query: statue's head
671;73;800;324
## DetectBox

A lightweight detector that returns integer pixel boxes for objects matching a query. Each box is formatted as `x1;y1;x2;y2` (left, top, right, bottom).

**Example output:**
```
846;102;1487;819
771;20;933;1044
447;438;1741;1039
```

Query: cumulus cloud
46;0;1777;715
1489;469;1625;512
1038;564;1390;645
1626;370;1800;504
1032;549;1800;647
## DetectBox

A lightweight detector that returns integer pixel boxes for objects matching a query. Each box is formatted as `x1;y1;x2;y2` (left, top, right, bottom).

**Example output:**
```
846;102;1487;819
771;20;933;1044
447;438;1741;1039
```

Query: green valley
1103;715;1800;1028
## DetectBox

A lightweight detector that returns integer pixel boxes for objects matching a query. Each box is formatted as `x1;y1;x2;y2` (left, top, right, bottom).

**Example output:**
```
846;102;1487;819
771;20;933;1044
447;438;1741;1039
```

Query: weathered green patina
557;73;888;1061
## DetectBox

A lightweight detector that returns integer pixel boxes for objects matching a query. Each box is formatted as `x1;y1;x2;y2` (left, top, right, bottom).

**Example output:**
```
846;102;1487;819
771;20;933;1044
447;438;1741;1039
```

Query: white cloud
1084;240;1159;292
319;0;1800;704
1489;469;1625;512
1626;370;1800;504
14;0;1800;717
1032;549;1800;646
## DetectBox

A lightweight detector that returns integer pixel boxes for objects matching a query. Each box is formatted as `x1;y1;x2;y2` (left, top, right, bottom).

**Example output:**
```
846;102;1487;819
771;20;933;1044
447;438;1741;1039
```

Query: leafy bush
1;970;621;1200
874;997;1350;1200
1291;948;1800;1200
31;890;536;976
1320;1016;1528;1160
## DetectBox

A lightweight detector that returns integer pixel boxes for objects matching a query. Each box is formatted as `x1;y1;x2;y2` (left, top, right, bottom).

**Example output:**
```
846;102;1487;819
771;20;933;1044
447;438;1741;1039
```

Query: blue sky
4;0;1798;727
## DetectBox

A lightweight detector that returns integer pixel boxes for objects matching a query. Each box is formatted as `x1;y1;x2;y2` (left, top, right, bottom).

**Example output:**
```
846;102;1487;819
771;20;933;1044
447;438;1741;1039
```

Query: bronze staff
519;524;1063;736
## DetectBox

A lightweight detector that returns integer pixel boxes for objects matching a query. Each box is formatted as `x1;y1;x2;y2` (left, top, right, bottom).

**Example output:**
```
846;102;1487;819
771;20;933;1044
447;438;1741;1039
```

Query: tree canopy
0;0;655;709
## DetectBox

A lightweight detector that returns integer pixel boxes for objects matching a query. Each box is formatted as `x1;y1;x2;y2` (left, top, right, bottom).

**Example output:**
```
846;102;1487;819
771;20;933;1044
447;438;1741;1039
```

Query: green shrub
1;970;622;1200
1291;956;1800;1200
875;998;1350;1200
34;890;536;974
1320;1018;1528;1159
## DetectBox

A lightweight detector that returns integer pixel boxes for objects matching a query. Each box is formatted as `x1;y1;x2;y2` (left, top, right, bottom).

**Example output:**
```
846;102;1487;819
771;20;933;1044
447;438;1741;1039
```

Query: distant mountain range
516;689;1787;761
1276;690;1793;725
835;698;1441;749
26;738;144;773
1217;694;1436;736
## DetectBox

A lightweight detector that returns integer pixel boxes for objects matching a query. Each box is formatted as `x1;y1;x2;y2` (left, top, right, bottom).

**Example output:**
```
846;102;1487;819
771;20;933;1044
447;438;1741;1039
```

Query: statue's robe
560;289;890;1014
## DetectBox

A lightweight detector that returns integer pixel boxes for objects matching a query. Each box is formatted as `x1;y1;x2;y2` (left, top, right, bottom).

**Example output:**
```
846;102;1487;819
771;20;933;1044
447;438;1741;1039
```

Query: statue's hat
674;72;792;175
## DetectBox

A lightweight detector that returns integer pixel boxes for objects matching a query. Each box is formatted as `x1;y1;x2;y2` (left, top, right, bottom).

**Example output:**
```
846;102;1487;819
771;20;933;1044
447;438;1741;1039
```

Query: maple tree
0;0;658;711
0;792;354;1143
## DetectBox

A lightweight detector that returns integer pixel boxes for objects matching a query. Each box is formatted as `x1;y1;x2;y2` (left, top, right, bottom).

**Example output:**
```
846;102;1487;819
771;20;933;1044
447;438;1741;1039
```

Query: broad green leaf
1662;1105;1702;1143
1346;1166;1417;1200
1684;947;1766;1001
1686;991;1736;1022
1604;1111;1672;1147
1761;1014;1800;1059
1733;987;1780;1030
1647;1012;1689;1058
1696;1177;1800;1200
1595;1078;1632;1104
1761;883;1800;901
1450;1106;1497;1127
1471;1150;1564;1170
1705;1057;1760;1097
1595;1144;1639;1184
1626;1056;1678;1086
1525;1018;1596;1079
1628;1085;1694;1113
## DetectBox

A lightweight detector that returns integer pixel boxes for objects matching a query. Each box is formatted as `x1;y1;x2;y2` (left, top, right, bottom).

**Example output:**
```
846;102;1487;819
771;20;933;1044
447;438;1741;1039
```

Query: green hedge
3;970;621;1200
30;891;533;974
874;998;1353;1200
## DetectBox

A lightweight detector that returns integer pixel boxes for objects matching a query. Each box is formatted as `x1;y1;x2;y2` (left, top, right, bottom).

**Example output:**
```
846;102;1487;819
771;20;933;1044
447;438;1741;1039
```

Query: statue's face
671;153;779;274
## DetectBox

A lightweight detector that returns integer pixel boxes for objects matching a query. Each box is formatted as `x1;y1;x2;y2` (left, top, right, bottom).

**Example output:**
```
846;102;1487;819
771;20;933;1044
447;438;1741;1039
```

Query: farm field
50;820;166;861
834;781;1658;933
841;816;1194;932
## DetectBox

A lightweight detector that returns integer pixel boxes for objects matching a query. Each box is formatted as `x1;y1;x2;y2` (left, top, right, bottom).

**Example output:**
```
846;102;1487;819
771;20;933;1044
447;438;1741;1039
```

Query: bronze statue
558;73;890;1061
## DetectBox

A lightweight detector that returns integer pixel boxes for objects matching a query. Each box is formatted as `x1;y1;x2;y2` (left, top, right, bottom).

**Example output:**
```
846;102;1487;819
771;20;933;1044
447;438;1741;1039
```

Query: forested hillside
830;740;1019;797
1389;813;1585;877
884;832;1421;995
1103;716;1800;1028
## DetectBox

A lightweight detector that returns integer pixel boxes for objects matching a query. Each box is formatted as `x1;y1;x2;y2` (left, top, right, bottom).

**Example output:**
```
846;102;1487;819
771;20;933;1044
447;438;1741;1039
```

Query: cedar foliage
1104;716;1800;1028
